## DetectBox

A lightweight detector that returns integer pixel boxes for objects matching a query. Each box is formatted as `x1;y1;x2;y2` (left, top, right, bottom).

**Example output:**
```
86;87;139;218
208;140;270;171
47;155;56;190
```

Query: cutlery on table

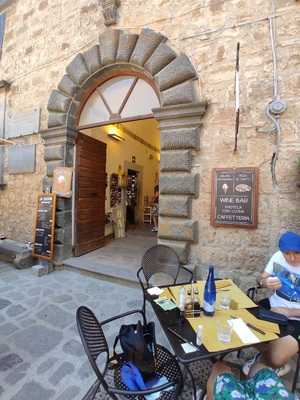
230;315;266;335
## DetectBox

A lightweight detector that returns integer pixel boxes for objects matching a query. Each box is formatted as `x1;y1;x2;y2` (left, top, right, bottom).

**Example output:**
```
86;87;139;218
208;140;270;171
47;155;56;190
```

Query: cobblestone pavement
0;261;151;400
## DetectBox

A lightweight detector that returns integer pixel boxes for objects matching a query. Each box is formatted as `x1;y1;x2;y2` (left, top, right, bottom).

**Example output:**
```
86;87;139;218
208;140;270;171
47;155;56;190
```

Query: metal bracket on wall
266;99;287;186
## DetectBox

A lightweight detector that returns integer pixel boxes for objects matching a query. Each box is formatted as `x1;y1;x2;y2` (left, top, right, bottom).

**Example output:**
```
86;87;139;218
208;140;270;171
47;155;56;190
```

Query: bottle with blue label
203;266;216;316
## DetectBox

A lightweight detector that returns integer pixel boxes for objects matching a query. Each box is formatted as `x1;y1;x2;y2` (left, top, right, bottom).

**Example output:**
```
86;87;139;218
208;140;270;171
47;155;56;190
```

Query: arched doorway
43;28;207;264
75;73;160;256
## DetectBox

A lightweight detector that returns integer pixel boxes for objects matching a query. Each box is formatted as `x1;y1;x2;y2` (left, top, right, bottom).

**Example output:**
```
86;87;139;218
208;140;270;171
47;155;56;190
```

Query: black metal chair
137;245;193;313
246;286;300;392
76;306;184;399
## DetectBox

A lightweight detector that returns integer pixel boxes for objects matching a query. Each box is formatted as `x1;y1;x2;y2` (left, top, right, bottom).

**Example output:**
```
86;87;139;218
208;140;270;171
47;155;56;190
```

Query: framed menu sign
211;168;258;229
32;193;56;260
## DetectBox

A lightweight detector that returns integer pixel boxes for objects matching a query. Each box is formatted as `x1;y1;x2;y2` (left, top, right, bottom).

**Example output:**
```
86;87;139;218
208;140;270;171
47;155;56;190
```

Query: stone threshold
63;257;140;287
63;255;194;287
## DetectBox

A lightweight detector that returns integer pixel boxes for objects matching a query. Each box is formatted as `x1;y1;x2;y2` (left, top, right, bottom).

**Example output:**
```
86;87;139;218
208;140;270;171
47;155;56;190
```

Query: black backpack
113;320;156;378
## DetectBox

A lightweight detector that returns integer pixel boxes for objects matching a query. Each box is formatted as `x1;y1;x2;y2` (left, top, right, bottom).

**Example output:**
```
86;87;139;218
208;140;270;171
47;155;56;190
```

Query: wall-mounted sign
211;168;258;229
8;144;36;174
32;193;56;260
52;167;73;198
5;108;40;138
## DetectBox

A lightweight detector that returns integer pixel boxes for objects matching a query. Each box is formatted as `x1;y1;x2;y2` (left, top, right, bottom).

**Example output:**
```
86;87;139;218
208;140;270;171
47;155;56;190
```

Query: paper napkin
147;287;164;296
229;318;260;344
181;342;198;353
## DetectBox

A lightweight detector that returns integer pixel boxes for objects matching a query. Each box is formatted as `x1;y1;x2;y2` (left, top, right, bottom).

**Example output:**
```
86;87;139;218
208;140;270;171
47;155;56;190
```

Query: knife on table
168;288;177;301
167;327;199;349
230;315;266;335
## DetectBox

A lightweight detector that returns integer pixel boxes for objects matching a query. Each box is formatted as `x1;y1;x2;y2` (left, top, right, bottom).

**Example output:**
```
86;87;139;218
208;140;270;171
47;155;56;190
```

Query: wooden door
74;132;107;256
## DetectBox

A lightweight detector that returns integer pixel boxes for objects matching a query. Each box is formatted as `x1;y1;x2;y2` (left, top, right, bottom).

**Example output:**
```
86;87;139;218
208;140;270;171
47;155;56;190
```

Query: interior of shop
82;118;160;246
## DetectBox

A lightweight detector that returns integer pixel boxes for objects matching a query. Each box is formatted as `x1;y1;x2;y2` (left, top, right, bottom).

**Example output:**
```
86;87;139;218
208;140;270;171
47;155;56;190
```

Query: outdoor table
146;280;293;400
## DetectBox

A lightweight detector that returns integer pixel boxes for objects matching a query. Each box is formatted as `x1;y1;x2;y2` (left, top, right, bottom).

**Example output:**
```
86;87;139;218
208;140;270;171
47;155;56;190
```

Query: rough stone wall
0;138;45;242
0;0;299;281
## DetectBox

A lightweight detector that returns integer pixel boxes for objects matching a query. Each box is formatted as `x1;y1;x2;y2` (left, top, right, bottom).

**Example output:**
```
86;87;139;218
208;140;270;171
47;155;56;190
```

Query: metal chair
137;245;193;313
76;306;183;399
246;286;300;392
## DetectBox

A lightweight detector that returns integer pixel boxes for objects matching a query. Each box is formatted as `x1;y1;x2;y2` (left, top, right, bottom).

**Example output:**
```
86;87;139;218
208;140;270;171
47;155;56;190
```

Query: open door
74;132;107;256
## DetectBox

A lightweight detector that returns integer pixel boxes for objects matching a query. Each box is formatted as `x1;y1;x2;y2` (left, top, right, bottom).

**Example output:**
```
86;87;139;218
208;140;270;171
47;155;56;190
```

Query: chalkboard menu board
211;168;258;228
32;193;56;260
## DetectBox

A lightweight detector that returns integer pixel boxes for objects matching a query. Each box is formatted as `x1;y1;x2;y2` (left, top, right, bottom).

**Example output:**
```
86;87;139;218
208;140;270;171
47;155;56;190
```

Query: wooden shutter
74;132;107;256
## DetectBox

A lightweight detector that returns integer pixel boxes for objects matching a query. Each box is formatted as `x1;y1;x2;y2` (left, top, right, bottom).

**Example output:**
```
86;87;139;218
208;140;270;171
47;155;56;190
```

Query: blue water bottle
203;266;216;316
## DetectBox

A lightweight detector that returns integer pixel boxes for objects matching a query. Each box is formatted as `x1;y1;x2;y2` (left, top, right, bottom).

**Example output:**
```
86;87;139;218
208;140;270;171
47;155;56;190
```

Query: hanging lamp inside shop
107;125;125;142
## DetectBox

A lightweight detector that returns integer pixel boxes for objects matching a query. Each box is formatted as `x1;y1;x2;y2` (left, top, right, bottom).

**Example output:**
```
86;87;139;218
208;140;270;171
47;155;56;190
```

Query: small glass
220;293;231;310
216;320;232;343
196;324;203;346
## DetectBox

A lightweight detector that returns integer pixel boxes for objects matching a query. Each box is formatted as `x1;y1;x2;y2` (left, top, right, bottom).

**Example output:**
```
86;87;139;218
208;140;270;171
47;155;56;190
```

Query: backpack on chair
113;320;156;379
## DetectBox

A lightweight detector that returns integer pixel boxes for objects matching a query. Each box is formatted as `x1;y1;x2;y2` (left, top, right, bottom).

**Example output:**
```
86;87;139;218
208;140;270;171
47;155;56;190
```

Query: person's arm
259;253;282;290
258;271;282;290
271;307;300;318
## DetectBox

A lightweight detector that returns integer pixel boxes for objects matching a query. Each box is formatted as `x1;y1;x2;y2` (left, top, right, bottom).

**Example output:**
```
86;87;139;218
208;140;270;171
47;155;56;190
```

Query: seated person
207;360;298;400
243;231;300;376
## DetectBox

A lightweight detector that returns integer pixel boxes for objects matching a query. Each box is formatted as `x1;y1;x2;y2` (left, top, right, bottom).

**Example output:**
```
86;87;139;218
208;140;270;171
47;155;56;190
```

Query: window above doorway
0;13;5;58
79;75;160;129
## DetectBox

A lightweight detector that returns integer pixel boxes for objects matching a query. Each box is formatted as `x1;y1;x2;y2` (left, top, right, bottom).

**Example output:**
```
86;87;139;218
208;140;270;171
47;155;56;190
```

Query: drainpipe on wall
0;80;10;189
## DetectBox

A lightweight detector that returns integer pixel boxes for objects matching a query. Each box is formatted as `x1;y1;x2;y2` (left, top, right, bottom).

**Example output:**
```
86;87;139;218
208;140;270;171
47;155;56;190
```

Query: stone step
63;255;193;287
0;239;34;269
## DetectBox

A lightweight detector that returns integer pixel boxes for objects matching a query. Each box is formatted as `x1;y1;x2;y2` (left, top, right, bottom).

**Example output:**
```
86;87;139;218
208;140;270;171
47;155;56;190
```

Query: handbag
113;320;156;378
257;308;288;326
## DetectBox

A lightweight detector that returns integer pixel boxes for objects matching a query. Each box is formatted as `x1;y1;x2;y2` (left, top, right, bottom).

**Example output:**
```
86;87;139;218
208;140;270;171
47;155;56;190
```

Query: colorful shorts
213;368;298;400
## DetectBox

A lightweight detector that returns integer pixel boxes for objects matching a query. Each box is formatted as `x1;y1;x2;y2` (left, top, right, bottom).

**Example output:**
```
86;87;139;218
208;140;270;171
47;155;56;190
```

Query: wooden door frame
73;131;107;256
124;161;144;224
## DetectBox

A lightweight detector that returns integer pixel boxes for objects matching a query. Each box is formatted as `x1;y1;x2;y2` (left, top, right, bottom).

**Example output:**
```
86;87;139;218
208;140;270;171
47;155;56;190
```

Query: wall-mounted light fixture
107;124;125;141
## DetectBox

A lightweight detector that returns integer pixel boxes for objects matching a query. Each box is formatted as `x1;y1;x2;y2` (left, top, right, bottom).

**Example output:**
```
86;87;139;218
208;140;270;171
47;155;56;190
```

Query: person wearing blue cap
243;231;300;378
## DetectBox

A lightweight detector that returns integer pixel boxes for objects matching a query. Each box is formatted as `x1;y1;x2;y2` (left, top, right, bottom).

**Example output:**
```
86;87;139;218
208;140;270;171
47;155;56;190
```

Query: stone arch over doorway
43;28;207;264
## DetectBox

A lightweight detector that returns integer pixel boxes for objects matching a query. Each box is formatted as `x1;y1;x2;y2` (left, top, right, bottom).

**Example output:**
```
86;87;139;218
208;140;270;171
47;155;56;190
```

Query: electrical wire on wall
266;0;287;186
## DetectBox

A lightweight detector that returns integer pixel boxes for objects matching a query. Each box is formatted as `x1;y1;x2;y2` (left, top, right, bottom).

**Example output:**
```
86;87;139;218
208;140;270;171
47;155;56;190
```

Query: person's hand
264;276;282;290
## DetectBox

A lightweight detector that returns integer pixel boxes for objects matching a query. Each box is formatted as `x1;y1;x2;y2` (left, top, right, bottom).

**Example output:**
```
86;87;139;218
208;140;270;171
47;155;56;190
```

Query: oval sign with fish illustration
235;183;251;192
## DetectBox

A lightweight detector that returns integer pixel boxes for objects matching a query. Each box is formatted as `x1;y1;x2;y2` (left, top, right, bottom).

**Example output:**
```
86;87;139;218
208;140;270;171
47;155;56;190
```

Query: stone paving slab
0;263;149;400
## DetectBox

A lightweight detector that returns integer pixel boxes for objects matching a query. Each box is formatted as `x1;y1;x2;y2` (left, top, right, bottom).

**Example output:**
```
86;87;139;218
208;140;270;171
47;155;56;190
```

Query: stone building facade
0;0;299;280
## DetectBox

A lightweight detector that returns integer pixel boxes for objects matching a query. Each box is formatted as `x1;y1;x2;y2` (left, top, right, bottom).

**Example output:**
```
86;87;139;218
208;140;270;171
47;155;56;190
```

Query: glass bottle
203;266;216;316
178;287;186;324
193;287;201;317
179;287;186;312
184;288;193;317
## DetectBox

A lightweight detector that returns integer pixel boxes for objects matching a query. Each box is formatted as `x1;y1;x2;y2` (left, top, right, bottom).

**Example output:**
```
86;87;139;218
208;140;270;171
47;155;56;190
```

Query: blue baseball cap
279;231;300;253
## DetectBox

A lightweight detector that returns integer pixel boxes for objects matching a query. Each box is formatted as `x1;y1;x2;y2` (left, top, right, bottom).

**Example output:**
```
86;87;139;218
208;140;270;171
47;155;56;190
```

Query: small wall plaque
211;167;258;229
8;144;36;174
5;108;40;138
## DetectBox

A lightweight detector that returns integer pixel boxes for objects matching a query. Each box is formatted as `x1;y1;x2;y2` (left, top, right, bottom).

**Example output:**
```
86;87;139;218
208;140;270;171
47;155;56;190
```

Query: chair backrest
76;306;109;382
141;245;180;284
